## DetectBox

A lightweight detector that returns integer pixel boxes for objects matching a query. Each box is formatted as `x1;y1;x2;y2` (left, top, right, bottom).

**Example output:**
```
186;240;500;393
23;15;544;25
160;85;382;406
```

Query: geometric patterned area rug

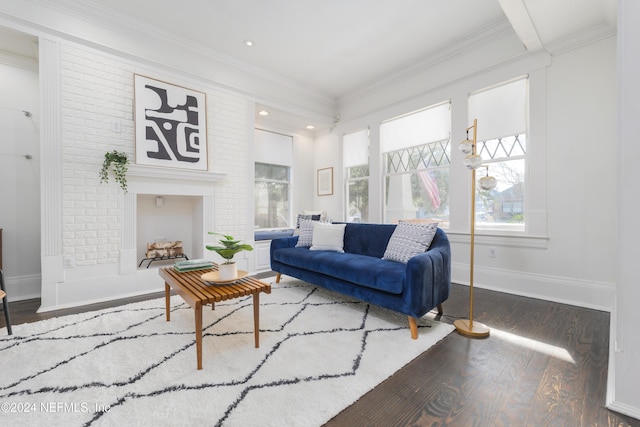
0;276;454;427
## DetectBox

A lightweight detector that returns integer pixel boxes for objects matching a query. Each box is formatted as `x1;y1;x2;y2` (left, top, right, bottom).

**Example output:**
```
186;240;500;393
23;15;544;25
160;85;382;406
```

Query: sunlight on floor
490;327;576;364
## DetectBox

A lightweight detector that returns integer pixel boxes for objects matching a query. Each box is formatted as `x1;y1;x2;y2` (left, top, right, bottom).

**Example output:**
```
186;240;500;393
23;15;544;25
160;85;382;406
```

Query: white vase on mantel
218;262;238;281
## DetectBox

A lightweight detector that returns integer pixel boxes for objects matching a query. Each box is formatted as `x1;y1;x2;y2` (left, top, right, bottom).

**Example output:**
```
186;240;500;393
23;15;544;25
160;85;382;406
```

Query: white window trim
523;68;548;239
334;54;550;248
449;68;548;248
446;231;549;249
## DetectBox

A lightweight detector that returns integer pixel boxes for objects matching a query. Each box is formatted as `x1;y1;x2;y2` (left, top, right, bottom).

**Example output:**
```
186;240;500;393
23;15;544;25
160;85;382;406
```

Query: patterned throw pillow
293;214;322;236
295;219;315;247
295;214;312;228
382;222;439;263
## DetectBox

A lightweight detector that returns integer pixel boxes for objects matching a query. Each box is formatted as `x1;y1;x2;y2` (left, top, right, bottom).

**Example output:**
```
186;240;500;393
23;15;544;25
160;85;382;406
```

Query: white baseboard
28;262;615;314
2;273;41;301
37;267;165;312
452;262;615;312
606;399;640;421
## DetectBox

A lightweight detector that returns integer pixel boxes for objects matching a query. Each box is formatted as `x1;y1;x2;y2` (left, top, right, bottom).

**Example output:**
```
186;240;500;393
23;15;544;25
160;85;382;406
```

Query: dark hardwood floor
1;278;638;426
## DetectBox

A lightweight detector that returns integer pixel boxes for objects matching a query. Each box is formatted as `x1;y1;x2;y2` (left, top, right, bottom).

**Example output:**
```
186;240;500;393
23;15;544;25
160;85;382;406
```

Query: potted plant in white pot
206;232;253;280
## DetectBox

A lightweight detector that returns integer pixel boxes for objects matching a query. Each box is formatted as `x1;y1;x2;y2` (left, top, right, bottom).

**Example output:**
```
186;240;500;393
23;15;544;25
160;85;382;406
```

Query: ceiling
0;0;616;133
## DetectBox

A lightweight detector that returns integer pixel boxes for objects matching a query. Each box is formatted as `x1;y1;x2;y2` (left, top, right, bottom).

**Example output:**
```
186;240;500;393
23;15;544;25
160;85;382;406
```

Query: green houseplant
99;150;129;192
206;232;253;280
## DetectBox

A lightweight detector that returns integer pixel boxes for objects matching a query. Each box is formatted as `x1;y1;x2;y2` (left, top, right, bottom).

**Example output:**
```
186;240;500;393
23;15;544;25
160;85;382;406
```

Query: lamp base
454;318;490;338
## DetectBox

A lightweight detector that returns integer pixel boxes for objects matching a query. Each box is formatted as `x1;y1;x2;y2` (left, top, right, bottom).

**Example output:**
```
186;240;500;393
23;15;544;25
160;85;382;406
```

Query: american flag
418;169;441;209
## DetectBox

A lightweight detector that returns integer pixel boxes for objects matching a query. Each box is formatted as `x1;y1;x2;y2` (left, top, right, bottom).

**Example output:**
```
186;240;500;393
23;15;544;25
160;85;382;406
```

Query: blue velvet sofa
270;222;451;339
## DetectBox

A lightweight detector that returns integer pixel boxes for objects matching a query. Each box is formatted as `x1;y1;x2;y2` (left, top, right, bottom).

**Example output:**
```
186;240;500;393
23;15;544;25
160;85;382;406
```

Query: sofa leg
437;304;443;315
275;272;281;283
408;316;418;339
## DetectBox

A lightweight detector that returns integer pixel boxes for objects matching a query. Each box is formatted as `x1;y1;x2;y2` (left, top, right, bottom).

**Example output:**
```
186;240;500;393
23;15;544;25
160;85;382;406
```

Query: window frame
467;74;531;233
343;128;370;223
379;102;452;225
254;162;292;230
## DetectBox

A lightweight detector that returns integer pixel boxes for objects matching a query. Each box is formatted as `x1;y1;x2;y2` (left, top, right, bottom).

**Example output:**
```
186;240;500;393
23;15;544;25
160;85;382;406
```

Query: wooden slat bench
159;266;271;370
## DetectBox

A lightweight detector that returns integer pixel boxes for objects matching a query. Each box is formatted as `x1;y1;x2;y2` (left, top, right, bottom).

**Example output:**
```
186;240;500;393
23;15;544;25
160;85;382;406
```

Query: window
344;128;369;223
254;162;290;228
254;129;293;229
381;102;451;225
469;77;528;229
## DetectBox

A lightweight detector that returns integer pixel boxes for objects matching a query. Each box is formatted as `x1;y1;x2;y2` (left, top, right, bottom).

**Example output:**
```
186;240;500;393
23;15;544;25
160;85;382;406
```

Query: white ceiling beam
498;0;544;52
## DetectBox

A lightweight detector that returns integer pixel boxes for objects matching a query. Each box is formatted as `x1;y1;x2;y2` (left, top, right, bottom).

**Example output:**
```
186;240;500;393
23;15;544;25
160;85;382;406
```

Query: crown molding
37;0;335;107
339;18;516;104
0;50;37;71
2;0;336;120
544;22;617;55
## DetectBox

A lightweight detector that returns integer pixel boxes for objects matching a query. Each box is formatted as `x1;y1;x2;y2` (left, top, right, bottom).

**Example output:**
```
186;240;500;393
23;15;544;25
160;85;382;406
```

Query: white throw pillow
382;222;439;263
310;222;346;252
295;219;315;247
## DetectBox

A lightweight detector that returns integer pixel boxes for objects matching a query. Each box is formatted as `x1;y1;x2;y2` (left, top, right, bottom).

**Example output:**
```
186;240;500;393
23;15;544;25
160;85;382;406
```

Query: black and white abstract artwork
134;75;208;170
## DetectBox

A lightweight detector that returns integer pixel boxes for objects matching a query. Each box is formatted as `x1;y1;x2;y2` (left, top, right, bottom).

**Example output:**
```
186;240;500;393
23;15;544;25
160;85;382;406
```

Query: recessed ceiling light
243;39;255;47
258;110;269;116
306;125;315;130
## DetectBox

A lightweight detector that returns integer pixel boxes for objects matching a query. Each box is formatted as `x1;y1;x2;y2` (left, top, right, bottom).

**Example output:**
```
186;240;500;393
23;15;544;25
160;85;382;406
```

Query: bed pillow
310;222;346;252
382;222;438;263
295;219;316;247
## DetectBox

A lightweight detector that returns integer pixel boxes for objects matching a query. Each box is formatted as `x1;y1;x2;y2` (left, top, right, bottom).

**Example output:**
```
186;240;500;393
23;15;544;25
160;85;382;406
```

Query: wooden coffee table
159;266;271;370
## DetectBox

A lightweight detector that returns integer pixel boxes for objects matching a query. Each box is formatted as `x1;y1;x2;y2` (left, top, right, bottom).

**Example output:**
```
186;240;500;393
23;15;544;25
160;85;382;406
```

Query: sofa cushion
342;223;397;257
273;247;406;294
310;222;346;252
383;222;438;263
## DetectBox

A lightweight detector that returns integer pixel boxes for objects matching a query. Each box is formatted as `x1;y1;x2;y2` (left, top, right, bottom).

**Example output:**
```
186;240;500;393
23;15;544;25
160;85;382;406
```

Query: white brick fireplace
39;163;226;312
38;39;251;312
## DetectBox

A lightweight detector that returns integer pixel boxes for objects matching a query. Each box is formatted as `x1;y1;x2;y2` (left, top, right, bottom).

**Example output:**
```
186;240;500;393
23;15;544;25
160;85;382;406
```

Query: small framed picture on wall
134;74;208;171
317;167;333;196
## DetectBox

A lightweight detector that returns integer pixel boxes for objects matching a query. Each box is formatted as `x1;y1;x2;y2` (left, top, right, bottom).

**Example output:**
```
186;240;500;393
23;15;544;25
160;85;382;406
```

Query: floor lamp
454;119;496;338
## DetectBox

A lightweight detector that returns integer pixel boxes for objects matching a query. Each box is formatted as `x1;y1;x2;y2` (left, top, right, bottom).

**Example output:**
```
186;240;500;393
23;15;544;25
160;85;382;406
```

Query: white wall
544;38;617;282
292;134;316;216
313;130;342;222
0;62;41;300
330;37;617;311
609;0;640;419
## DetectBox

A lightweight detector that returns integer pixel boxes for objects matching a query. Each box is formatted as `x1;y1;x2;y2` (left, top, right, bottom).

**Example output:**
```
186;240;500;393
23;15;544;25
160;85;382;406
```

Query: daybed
270;221;451;338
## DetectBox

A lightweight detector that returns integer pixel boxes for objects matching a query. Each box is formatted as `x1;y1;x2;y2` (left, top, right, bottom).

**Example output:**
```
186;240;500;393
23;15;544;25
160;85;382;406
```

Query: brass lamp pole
454;119;493;338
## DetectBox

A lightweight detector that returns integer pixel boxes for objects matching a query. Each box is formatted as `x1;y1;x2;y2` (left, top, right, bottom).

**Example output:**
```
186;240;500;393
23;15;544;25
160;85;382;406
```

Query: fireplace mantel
127;164;226;184
126;164;226;197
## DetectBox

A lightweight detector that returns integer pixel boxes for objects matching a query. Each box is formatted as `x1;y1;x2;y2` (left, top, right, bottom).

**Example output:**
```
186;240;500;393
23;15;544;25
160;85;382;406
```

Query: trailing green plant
206;232;253;264
100;150;129;192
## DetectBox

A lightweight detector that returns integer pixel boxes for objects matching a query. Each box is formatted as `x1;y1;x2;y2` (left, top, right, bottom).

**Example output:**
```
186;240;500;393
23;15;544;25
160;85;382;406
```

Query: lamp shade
463;154;483;169
479;175;497;190
459;139;474;154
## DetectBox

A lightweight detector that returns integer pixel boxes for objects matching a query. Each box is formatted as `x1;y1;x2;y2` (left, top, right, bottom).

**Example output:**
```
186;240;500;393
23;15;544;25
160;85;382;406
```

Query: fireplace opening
136;194;205;269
